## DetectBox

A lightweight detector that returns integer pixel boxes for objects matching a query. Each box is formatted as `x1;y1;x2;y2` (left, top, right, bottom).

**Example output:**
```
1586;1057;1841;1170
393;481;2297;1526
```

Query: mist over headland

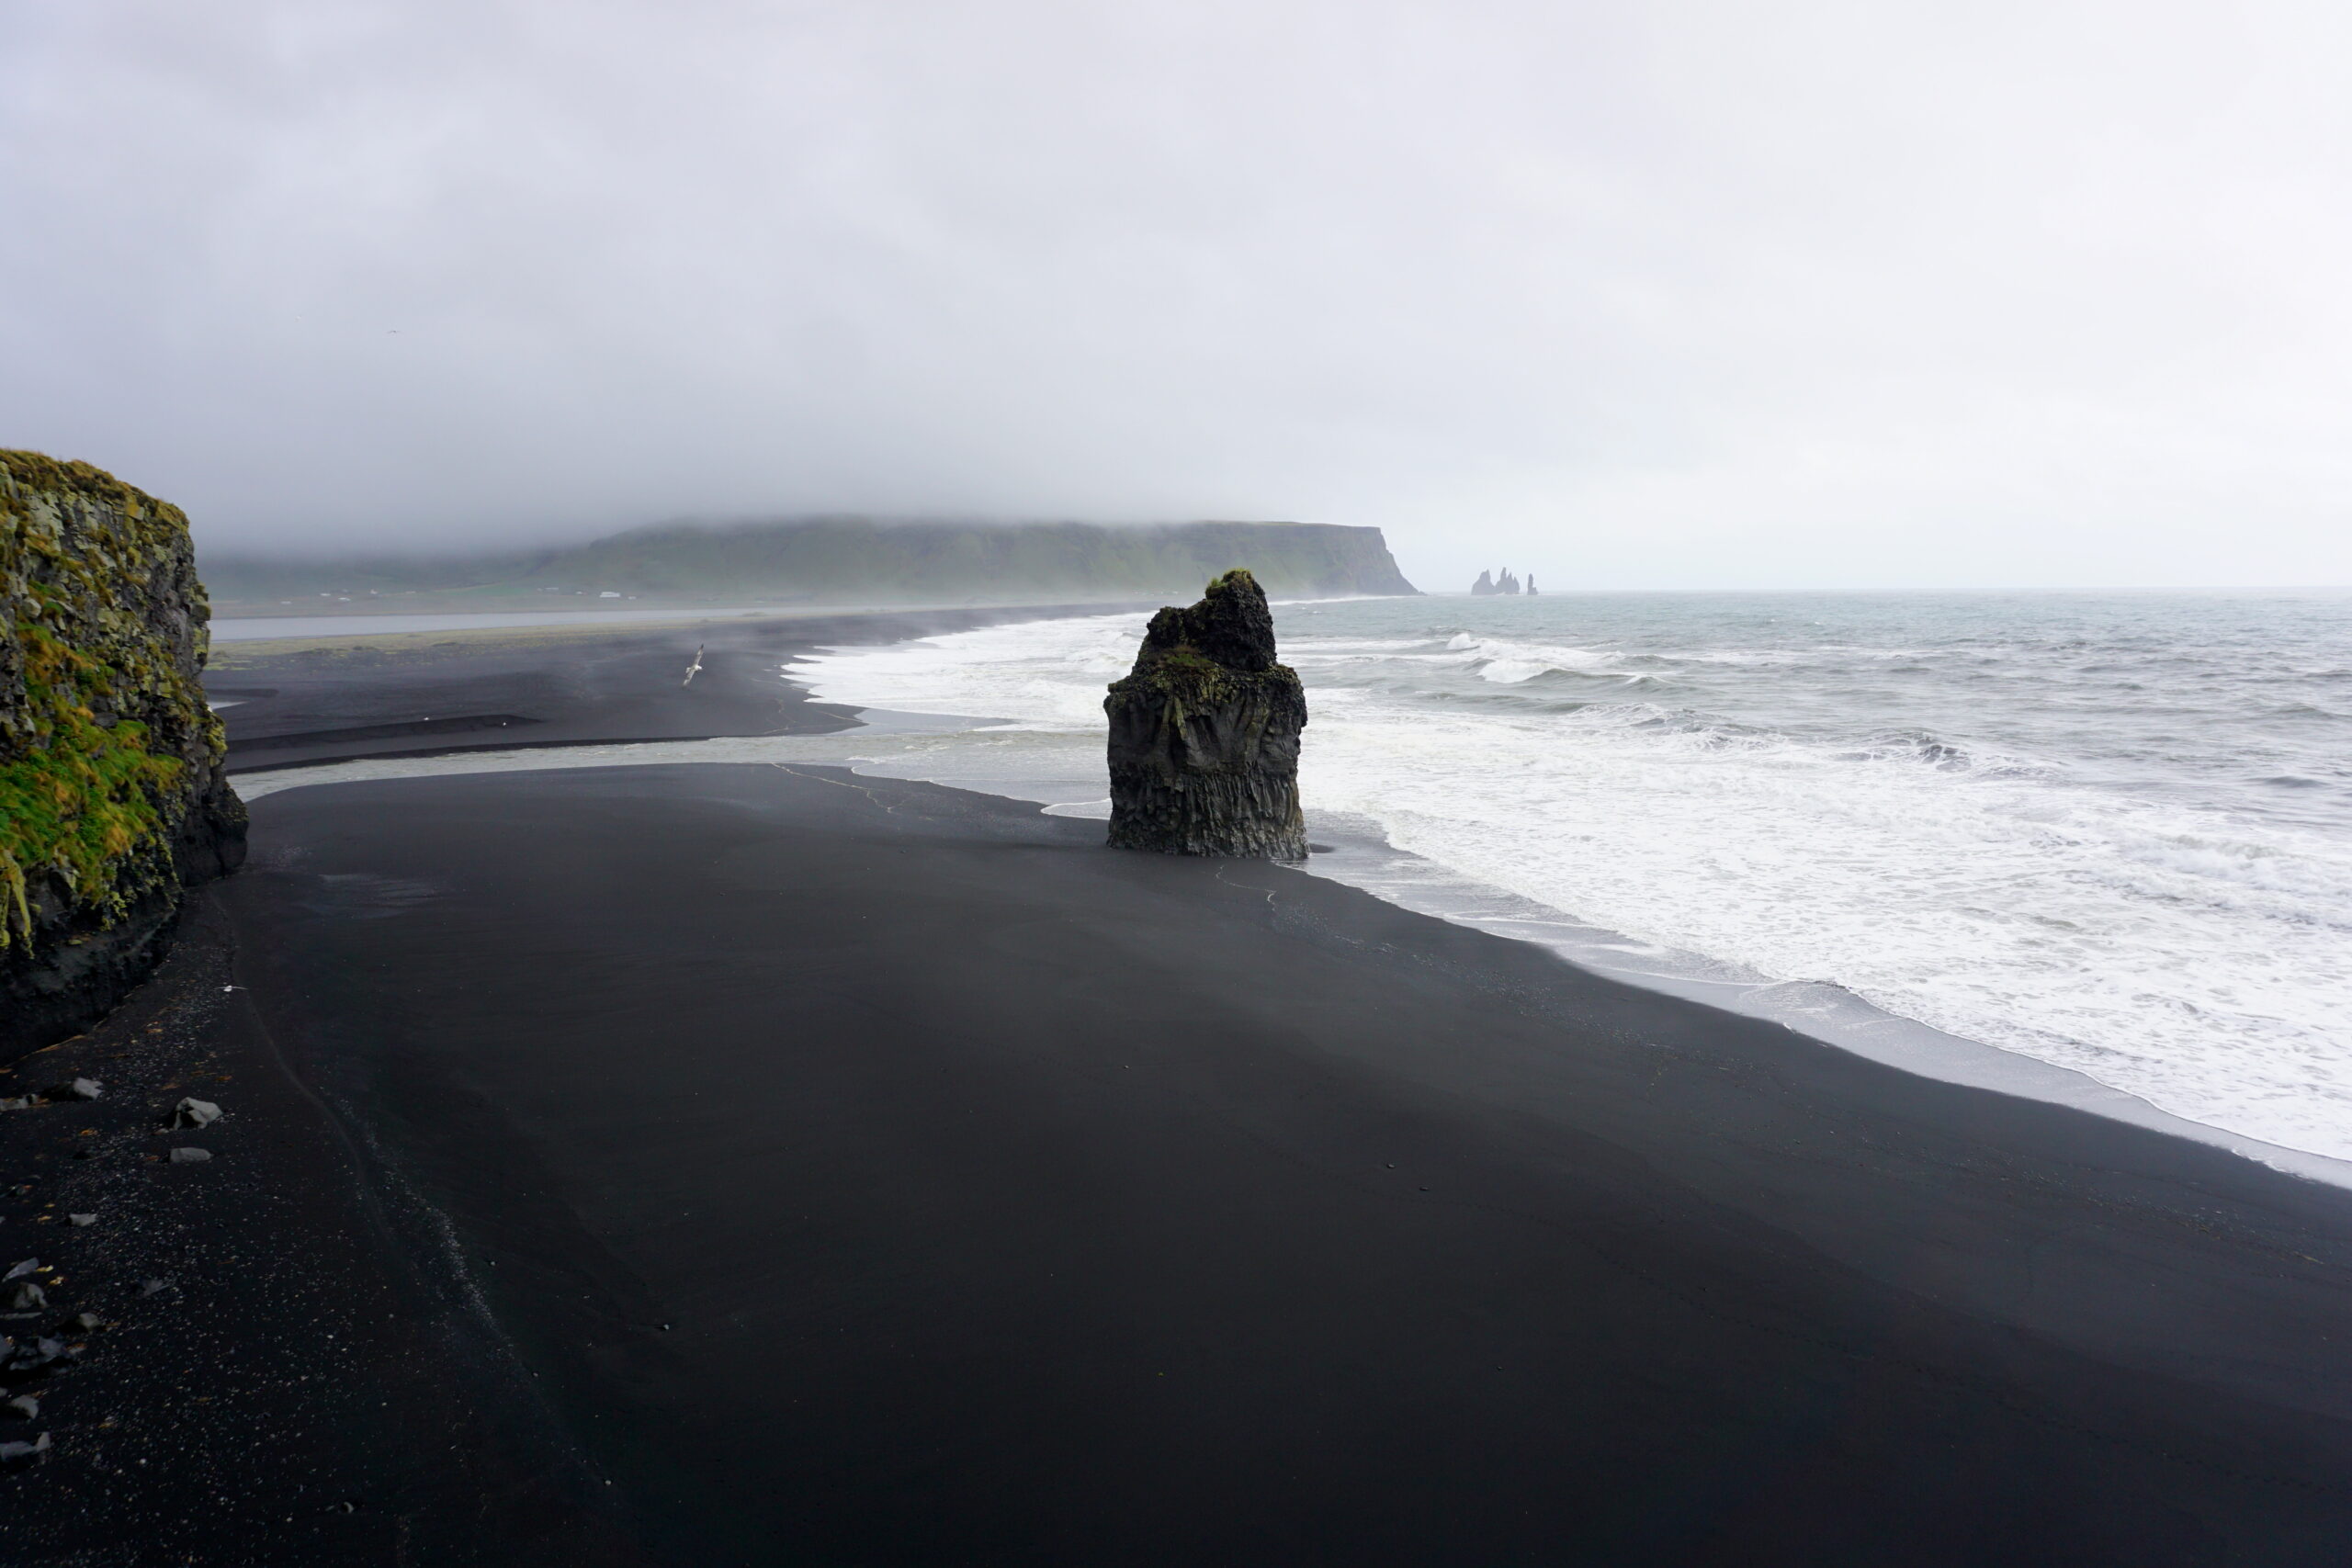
198;514;1419;607
6;0;2351;590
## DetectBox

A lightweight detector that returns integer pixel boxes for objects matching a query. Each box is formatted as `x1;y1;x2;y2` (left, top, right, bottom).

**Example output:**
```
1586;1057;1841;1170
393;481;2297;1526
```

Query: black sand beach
9;614;2352;1563
214;763;2352;1565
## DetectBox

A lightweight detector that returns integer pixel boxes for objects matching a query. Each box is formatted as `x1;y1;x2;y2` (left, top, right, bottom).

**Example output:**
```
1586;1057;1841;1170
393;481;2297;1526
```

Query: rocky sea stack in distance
1104;568;1307;860
1;452;246;1057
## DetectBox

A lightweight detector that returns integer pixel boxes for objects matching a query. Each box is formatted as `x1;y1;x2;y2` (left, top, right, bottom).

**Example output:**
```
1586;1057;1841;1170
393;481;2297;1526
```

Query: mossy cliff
1104;569;1307;861
1;452;246;1057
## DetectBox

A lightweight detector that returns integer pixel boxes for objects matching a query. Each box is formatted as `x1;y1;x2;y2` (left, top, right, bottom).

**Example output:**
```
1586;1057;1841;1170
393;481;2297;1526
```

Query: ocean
784;591;2352;1168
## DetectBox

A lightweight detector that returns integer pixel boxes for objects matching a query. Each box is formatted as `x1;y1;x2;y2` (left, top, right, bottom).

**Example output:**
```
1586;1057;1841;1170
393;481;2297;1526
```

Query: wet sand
211;761;2352;1565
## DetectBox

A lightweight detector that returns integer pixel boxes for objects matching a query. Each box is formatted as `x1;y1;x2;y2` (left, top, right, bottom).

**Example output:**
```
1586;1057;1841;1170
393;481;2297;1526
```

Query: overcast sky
5;0;2349;589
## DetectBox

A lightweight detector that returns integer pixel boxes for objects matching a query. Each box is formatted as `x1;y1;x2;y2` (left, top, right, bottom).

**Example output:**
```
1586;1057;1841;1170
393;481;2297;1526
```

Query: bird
683;645;705;686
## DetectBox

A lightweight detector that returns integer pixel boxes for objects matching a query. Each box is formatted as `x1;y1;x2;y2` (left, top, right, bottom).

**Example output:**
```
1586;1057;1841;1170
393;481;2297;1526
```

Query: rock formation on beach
1103;569;1307;861
2;453;247;1058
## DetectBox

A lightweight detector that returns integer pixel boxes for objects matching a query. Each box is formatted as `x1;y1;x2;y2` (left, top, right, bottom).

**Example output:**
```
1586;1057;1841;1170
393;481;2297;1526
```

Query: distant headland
200;516;1419;615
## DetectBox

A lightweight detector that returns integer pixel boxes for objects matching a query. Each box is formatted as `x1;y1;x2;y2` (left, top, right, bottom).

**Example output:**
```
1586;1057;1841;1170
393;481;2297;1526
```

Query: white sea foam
786;593;2352;1167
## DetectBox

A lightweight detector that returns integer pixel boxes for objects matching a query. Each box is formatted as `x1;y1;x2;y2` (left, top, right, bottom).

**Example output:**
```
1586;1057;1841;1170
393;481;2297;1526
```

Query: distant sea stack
1103;570;1307;861
2;452;247;1059
1470;569;1523;596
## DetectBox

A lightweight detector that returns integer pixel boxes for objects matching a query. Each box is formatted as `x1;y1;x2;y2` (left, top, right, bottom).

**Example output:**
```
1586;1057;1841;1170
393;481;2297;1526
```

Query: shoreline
207;601;1155;772
228;698;2352;1191
778;603;2352;1186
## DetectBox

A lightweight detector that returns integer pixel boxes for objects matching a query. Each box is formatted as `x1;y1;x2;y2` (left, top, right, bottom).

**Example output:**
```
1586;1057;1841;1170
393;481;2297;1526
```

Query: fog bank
5;0;2349;588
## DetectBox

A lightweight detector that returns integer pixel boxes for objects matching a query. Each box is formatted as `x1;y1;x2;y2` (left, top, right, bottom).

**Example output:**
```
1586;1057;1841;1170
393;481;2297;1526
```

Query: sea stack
1103;569;1307;861
2;452;247;1057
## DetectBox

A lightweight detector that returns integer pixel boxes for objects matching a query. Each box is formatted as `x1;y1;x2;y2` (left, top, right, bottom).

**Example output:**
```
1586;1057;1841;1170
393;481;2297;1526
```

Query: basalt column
1104;569;1307;861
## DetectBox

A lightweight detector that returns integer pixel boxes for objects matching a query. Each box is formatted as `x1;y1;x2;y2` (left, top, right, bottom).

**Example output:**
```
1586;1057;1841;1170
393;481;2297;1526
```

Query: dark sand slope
0;899;644;1565
219;764;2352;1567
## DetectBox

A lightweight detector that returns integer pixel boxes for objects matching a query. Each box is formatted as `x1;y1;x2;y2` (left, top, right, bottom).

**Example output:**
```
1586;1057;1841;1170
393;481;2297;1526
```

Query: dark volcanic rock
1103;569;1307;861
1;452;248;1060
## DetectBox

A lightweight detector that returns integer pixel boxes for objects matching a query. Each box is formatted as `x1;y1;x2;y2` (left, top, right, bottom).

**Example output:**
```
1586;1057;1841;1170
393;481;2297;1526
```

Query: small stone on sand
167;1147;211;1164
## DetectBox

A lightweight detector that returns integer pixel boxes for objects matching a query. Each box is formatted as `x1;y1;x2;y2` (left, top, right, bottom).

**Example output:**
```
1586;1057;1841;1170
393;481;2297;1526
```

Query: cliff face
1;453;247;1057
1104;570;1307;861
200;517;1420;606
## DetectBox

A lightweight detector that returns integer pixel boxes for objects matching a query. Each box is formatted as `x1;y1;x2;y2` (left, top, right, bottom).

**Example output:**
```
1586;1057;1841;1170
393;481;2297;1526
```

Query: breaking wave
788;590;2352;1164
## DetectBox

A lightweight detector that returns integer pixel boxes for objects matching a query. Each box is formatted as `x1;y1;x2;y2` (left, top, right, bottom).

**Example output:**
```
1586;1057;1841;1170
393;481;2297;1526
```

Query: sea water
783;592;2352;1166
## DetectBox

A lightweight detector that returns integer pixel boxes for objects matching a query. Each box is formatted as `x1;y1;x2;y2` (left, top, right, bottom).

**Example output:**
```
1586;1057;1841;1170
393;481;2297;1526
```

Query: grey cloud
3;0;2347;588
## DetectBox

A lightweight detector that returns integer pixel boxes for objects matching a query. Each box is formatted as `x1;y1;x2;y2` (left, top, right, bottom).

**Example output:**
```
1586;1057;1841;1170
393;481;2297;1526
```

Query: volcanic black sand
8;612;2352;1564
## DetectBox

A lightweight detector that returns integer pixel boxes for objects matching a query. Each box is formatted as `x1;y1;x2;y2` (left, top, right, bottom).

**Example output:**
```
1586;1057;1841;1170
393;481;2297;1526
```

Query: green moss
1;451;220;952
0;614;184;944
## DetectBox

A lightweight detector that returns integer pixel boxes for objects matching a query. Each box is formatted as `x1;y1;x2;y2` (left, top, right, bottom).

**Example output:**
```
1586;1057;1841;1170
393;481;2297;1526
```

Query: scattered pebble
173;1098;222;1130
67;1214;95;1227
0;1098;29;1111
4;1258;36;1280
167;1147;212;1164
0;1433;50;1461
6;1281;47;1311
54;1079;102;1101
72;1313;101;1332
136;1278;173;1298
6;1395;38;1420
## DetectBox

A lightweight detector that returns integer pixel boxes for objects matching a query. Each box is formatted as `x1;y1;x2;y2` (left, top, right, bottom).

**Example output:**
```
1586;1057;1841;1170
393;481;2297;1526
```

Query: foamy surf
783;591;2352;1172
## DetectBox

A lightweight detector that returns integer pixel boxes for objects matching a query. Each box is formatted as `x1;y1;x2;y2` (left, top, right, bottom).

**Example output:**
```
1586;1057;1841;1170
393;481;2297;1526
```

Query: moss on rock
1;451;246;1055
